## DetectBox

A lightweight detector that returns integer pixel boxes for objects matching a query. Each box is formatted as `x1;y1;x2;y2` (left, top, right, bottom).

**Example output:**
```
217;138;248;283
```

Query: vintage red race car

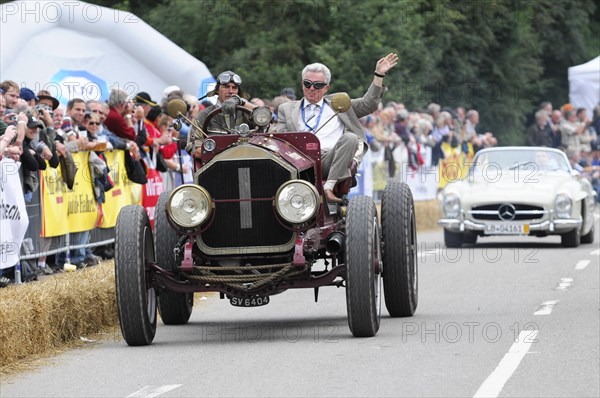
114;96;418;346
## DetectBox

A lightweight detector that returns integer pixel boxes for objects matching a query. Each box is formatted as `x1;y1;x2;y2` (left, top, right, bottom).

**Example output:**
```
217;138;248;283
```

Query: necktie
305;104;319;131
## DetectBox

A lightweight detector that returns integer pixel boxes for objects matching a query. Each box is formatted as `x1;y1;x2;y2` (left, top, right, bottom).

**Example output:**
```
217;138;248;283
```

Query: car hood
444;171;581;206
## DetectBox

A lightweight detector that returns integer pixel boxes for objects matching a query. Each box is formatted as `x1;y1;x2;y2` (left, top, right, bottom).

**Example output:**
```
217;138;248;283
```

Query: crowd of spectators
0;80;203;286
526;101;600;201
1;77;599;288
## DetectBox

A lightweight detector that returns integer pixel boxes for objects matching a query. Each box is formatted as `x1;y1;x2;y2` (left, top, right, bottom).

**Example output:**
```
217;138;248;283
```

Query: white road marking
574;260;591;270
533;300;559;315
590;249;600;256
127;385;182;398
473;330;539;398
555;277;574;290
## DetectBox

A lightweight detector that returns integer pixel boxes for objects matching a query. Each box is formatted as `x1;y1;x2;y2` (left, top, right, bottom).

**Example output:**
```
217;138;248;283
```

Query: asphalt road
1;220;599;398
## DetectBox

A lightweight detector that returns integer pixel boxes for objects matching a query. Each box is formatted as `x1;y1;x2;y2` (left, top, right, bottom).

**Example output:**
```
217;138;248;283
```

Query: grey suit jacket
276;82;385;153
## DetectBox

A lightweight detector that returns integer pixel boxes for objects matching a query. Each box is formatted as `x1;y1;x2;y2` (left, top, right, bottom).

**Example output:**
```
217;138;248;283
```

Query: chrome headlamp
167;184;213;229
251;106;272;128
274;180;319;224
442;193;461;218
554;193;572;218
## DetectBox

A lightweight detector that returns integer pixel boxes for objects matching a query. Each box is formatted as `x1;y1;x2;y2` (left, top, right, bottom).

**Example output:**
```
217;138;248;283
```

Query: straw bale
376;199;441;231
0;262;118;371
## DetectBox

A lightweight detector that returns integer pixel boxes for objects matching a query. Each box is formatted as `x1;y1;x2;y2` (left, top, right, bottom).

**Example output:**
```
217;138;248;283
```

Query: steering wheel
202;105;254;134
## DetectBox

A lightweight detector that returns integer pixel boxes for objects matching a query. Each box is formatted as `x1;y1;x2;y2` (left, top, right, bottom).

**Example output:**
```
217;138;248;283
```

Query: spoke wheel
381;182;418;317
115;205;157;346
345;195;381;337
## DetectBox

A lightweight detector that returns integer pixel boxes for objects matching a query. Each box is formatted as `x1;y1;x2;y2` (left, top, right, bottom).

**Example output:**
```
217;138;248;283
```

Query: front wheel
444;229;464;248
345;196;381;337
115;205;157;346
561;227;581;247
581;223;594;244
381;182;418;317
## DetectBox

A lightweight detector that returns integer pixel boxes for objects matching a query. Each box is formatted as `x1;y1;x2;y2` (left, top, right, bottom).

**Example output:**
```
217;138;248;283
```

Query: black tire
381;182;418;317
155;192;193;325
463;232;478;245
115;205;157;346
580;222;594;244
345;196;381;337
444;229;464;248
561;227;581;247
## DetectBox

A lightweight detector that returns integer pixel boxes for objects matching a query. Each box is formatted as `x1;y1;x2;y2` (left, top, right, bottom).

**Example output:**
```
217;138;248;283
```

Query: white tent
0;0;215;106
568;56;600;117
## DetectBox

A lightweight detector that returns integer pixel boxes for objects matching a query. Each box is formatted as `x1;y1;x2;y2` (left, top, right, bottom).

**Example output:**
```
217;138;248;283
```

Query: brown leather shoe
324;189;342;203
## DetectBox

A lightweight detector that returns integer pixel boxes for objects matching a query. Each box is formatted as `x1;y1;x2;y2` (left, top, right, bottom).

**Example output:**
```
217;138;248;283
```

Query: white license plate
230;296;270;307
484;223;529;235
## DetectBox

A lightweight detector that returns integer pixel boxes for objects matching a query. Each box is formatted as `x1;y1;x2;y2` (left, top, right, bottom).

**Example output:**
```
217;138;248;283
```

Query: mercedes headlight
554;193;572;218
167;184;212;229
442;193;461;218
275;180;319;224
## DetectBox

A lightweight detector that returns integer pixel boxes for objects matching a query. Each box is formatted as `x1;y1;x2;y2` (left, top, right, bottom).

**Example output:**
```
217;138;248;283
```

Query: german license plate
484;223;529;235
230;296;270;307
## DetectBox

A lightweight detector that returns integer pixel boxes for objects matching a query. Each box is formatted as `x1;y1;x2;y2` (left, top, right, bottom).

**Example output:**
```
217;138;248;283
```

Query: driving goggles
302;80;327;90
217;72;242;85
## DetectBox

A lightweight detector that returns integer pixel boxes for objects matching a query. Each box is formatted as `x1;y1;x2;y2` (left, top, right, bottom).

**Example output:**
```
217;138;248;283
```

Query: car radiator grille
198;158;294;252
469;204;546;221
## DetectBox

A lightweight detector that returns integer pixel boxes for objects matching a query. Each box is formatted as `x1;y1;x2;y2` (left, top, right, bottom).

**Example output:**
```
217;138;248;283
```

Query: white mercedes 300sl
438;146;596;248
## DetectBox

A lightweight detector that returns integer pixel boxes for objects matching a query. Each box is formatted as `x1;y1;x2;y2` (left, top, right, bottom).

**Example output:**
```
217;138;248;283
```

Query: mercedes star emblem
498;203;516;221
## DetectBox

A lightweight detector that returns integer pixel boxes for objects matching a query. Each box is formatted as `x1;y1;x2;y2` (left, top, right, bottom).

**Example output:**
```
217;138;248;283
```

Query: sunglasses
302;80;327;90
217;72;242;85
88;122;100;126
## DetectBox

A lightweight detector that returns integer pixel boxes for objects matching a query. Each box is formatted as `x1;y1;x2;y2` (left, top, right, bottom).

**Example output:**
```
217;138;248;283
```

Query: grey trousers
321;133;359;182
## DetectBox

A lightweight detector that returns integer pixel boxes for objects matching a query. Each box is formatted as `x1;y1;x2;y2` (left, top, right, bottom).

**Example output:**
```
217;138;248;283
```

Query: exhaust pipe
326;231;345;253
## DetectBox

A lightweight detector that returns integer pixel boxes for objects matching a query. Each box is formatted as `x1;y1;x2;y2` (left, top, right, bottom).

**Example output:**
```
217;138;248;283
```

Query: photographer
34;90;63;153
0;90;27;160
20;115;56;202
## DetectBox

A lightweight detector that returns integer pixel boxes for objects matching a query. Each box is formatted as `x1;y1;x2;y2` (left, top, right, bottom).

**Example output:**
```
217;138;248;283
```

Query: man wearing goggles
187;70;255;157
277;53;398;203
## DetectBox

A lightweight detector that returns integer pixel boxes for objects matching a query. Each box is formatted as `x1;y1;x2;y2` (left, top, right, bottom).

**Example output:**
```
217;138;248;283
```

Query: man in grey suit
277;53;398;202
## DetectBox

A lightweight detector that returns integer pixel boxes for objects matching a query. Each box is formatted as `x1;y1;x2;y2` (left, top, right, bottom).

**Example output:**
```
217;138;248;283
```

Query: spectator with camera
0;89;27;160
20;114;57;201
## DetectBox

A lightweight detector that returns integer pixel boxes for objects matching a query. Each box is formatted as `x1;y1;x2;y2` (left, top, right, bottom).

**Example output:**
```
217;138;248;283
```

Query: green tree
95;0;598;145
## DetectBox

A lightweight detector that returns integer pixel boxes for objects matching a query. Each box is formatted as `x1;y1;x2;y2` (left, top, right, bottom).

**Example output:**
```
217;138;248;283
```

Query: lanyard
301;100;325;132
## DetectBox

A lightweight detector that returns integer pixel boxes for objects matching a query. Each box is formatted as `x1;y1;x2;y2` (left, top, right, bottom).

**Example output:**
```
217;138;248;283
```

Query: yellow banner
437;142;474;189
40;150;142;236
100;151;142;228
40;162;69;237
66;151;97;233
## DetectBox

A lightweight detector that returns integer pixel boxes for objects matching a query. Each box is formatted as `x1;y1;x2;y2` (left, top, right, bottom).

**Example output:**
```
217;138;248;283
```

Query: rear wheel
115;205;157;346
155;192;193;325
444;229;464;248
345;196;381;337
381;182;418;317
